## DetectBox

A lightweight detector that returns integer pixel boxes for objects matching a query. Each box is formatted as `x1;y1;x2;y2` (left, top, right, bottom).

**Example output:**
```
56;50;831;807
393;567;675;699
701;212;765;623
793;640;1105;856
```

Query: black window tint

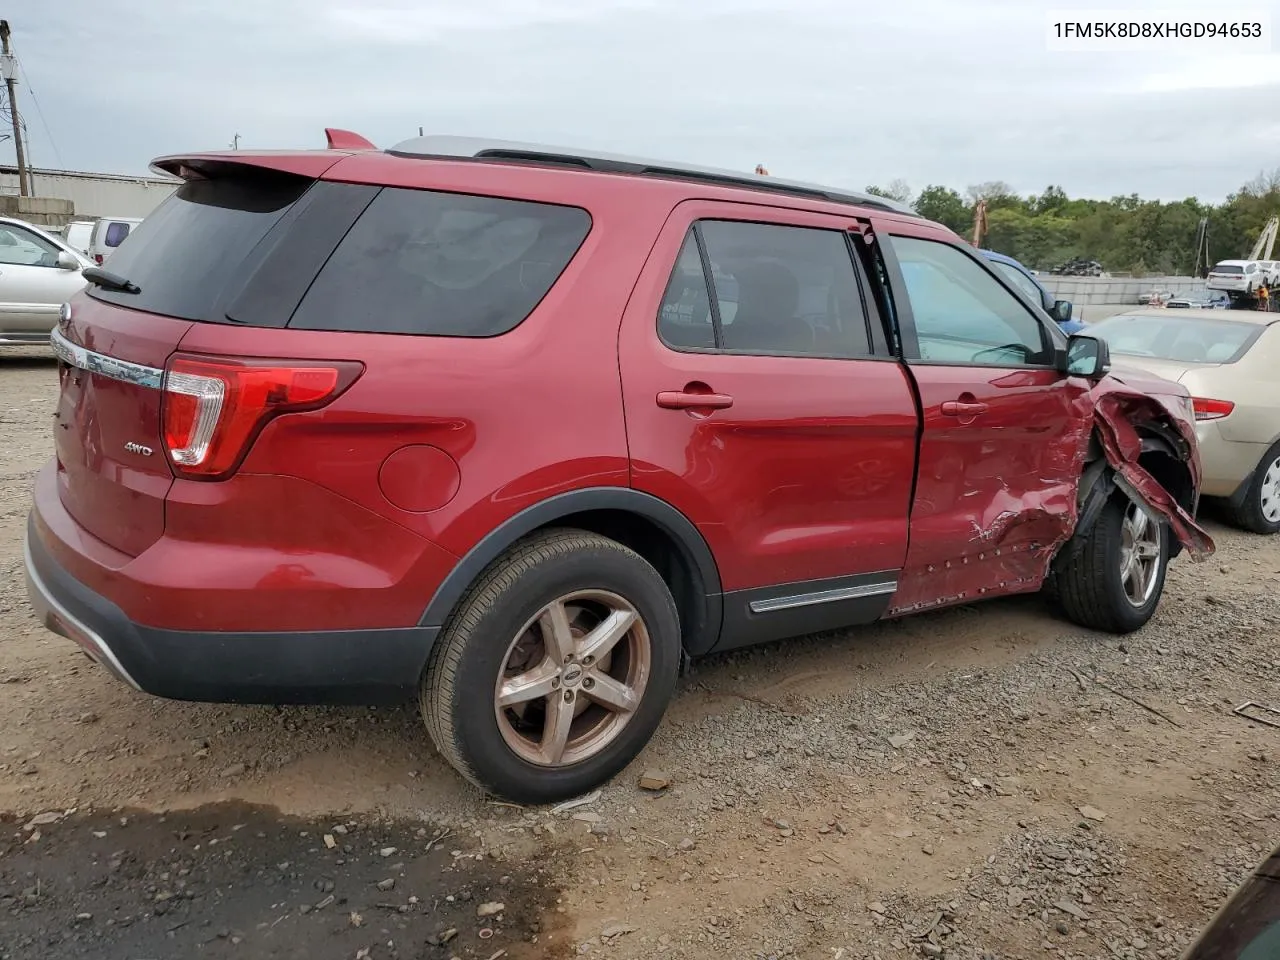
891;236;1051;366
698;221;871;358
657;232;715;349
86;172;311;320
290;188;591;337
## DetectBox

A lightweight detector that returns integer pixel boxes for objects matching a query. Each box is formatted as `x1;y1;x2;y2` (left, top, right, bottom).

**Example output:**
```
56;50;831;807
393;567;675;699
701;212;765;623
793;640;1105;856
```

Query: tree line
864;170;1280;277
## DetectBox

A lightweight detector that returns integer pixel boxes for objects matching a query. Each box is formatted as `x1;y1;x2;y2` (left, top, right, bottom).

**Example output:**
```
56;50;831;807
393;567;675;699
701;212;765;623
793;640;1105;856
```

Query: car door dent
885;377;1214;617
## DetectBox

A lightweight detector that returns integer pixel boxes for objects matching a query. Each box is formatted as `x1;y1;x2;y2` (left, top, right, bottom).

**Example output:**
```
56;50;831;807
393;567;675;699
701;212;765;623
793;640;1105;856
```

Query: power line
10;41;63;169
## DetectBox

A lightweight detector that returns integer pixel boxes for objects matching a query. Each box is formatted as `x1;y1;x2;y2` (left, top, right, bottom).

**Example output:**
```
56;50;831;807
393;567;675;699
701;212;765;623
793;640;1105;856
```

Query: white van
63;221;95;258
88;216;144;265
1206;259;1263;298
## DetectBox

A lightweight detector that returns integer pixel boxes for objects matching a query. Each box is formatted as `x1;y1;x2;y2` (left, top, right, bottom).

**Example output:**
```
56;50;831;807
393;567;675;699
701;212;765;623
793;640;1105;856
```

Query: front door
619;201;920;652
874;226;1090;615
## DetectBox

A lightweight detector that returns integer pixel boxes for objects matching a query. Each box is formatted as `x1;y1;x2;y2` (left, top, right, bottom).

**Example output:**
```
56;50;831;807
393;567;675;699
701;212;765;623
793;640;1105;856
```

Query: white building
0;164;178;220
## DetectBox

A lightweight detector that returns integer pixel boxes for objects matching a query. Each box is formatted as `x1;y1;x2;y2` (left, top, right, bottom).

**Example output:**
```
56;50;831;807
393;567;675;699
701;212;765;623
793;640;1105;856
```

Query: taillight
161;354;362;479
94;254;104;265
1192;397;1235;421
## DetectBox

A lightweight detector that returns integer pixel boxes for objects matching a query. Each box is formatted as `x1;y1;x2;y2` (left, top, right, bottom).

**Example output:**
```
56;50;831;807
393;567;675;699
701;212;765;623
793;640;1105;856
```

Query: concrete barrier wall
1038;276;1206;305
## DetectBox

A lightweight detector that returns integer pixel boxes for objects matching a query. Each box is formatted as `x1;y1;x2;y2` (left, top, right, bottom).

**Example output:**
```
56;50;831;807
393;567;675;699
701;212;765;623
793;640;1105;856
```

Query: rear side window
87;172;311;320
658;220;873;358
290;188;591;337
104;222;131;247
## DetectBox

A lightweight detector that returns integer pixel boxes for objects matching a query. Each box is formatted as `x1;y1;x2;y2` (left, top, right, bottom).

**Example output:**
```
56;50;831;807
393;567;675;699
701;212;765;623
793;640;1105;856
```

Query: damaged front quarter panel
1088;380;1215;560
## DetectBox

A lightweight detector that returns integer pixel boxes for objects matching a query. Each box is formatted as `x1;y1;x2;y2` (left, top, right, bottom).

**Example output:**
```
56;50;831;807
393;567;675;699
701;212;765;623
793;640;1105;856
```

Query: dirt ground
3;350;1279;960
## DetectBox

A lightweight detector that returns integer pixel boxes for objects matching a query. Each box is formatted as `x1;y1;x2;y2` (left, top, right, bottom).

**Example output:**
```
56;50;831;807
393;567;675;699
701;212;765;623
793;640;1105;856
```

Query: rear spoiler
151;128;378;181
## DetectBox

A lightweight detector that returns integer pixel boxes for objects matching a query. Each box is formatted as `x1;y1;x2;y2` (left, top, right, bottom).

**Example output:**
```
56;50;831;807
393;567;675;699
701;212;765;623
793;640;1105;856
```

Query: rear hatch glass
1210;264;1244;275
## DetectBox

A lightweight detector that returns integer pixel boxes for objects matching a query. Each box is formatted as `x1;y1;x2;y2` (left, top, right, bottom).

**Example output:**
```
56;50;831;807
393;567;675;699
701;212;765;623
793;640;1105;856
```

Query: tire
1223;442;1280;535
421;528;681;804
1052;493;1168;634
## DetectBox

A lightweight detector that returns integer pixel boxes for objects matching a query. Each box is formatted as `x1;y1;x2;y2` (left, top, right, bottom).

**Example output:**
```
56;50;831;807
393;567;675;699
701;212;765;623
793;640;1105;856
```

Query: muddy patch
0;803;568;960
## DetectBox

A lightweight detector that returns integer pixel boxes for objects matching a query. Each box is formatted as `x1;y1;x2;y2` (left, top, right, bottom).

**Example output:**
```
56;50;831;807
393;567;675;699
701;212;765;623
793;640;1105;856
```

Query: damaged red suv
26;132;1213;803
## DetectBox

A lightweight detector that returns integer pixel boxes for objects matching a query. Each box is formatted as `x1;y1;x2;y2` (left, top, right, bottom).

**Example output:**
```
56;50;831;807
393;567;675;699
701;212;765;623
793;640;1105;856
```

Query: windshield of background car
990;260;1045;305
1091;313;1264;363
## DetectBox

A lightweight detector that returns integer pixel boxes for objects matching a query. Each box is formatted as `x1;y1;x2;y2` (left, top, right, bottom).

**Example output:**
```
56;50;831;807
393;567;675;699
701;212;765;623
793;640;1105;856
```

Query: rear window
1212;263;1244;275
104;222;131;247
1091;313;1263;363
289;188;591;337
87;172;311;320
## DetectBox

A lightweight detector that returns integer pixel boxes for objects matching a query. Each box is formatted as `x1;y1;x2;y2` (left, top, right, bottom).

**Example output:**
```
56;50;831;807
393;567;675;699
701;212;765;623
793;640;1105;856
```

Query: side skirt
713;570;899;653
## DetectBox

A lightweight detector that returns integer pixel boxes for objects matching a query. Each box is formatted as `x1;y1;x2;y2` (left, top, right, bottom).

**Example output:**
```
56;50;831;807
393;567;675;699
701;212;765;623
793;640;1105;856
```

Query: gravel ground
2;350;1279;959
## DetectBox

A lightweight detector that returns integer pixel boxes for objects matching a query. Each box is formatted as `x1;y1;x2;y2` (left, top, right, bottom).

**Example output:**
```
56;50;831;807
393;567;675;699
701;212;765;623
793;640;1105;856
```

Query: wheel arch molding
418;487;725;656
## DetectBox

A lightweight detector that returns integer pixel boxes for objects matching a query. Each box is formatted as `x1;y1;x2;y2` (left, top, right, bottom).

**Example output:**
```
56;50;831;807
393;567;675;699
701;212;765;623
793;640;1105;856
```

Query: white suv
1206;260;1264;298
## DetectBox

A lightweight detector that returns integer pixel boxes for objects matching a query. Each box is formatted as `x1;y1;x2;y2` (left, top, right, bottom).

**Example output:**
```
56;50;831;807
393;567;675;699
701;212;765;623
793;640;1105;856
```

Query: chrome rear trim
50;326;164;390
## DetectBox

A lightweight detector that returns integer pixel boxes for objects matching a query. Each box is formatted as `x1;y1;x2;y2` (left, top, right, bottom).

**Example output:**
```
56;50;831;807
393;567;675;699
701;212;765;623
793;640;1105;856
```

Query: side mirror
56;251;80;271
1064;333;1110;379
1051;299;1073;324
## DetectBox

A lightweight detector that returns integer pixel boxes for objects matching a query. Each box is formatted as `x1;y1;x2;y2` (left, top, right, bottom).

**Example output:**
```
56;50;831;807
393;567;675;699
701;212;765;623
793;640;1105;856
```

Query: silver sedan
0;217;91;346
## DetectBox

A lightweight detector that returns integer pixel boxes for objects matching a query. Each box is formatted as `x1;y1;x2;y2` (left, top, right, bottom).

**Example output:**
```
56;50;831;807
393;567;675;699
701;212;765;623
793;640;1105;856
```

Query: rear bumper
1195;422;1267;499
24;514;438;705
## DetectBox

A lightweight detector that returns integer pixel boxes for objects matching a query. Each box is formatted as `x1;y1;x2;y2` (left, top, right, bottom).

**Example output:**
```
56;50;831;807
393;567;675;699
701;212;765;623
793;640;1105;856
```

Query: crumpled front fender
1090;385;1215;559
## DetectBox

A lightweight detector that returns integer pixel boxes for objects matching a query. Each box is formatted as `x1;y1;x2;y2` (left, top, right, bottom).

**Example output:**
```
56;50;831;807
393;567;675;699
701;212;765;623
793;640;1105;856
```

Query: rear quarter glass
286;187;591;337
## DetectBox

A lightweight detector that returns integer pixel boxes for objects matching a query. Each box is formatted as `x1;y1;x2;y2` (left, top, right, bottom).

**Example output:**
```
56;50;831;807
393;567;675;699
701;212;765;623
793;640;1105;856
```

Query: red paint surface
378;445;461;513
32;146;1213;643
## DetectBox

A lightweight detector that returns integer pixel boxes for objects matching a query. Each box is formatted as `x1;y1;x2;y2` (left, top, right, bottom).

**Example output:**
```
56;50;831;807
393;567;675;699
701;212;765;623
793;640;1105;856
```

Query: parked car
1165;290;1231;310
25;132;1211;803
0;217;91;345
62;221;95;258
87;216;144;265
1090;307;1280;533
1207;259;1264;300
980;249;1085;333
1184;841;1280;958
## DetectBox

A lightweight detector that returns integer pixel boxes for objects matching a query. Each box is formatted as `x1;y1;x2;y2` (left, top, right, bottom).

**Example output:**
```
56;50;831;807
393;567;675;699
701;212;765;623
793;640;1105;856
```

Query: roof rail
386;135;918;217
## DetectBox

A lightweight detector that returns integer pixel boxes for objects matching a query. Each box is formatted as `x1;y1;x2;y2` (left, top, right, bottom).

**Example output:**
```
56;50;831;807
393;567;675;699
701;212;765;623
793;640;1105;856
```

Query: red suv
26;132;1212;803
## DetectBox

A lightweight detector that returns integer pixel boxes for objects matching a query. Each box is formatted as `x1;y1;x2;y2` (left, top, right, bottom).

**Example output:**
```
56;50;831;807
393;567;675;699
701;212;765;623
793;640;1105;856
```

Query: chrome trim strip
50;326;164;390
23;533;142;691
749;579;899;615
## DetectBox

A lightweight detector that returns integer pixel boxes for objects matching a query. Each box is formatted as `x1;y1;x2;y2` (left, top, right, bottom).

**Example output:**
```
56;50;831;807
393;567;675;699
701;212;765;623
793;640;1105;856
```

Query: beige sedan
1089;307;1280;533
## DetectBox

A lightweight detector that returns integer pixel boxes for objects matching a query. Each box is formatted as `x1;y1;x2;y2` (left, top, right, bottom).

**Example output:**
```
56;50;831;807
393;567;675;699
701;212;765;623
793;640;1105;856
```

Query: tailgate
52;298;191;556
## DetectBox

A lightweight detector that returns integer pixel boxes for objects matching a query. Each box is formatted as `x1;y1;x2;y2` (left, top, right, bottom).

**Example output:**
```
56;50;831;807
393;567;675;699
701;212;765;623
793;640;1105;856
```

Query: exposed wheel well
532;509;713;655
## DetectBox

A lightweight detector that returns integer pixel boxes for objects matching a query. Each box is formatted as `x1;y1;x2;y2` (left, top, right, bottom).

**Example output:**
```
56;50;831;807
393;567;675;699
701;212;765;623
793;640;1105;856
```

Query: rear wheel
421;529;680;804
1224;443;1280;535
1052;494;1167;633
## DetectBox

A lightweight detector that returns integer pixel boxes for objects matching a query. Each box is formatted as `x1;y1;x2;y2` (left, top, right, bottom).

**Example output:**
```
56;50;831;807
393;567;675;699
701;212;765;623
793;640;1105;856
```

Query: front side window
890;236;1051;366
657;220;872;359
0;224;60;267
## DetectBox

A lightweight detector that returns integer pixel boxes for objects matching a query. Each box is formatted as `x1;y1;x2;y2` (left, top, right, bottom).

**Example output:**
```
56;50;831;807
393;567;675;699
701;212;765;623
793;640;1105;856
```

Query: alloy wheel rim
494;590;651;767
1261;457;1280;524
1119;502;1162;607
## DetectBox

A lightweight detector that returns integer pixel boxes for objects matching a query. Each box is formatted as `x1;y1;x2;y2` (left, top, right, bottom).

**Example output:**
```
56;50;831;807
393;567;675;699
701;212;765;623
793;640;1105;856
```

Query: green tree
915;185;972;235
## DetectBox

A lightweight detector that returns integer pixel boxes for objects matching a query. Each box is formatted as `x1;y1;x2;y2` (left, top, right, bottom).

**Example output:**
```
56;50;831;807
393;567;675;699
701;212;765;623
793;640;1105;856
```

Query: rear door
619;201;919;651
873;223;1088;614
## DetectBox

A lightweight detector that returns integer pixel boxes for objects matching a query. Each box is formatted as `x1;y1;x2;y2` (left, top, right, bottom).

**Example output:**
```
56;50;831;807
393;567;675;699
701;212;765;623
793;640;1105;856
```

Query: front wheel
421;529;681;804
1052;494;1168;633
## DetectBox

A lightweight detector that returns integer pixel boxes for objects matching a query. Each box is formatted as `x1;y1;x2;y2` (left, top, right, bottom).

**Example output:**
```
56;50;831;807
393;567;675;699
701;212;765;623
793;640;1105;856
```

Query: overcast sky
7;0;1280;202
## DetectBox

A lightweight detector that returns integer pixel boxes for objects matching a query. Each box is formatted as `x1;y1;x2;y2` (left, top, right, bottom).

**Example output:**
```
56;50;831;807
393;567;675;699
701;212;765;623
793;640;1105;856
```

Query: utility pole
230;132;241;150
0;21;28;198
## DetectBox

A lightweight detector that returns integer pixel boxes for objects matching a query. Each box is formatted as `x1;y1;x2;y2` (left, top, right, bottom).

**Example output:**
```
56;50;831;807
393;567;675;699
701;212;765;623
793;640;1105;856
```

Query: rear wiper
82;266;141;295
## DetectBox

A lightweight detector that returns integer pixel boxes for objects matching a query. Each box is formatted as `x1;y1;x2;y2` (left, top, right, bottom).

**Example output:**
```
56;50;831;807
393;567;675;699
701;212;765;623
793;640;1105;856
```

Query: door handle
941;400;989;417
656;389;734;410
